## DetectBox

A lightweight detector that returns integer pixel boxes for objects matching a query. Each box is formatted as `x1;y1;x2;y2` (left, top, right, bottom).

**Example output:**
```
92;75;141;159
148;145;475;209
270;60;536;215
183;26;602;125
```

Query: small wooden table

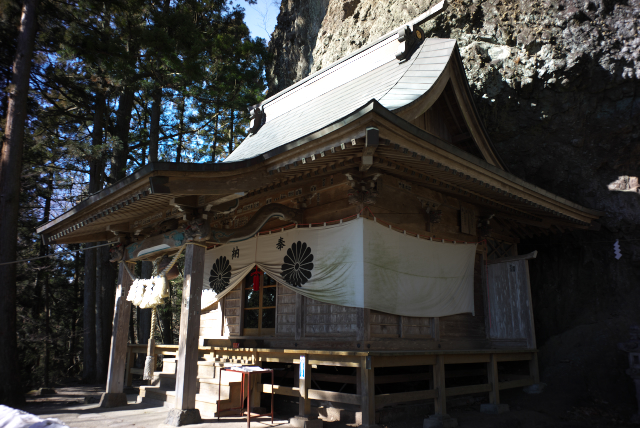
218;366;274;427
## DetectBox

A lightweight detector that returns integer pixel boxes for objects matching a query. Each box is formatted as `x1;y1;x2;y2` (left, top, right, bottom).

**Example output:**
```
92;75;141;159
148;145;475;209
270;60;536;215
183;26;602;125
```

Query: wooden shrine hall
37;4;602;428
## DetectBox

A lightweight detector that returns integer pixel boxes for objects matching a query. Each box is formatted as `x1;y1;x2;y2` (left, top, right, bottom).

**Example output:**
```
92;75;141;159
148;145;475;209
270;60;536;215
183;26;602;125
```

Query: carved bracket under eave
118;203;303;261
419;197;442;224
346;173;381;206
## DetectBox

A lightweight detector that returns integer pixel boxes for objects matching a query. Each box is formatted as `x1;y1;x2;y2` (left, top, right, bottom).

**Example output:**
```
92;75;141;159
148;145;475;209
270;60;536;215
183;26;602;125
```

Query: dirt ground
17;383;639;428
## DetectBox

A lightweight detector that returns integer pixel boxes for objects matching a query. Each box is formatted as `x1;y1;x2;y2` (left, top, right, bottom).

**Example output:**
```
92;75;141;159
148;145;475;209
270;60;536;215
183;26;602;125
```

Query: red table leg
247;372;251;428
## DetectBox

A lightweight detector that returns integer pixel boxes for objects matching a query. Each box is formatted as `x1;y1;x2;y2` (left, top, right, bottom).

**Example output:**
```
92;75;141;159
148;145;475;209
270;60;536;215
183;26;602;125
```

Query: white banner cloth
204;217;476;317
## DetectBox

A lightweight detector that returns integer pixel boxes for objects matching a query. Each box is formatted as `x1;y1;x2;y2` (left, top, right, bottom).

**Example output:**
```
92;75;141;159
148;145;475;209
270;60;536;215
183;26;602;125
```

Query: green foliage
2;0;267;389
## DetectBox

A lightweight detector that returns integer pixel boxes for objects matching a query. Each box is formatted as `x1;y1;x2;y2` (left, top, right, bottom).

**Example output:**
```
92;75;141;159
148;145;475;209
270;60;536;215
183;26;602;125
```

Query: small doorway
242;267;277;336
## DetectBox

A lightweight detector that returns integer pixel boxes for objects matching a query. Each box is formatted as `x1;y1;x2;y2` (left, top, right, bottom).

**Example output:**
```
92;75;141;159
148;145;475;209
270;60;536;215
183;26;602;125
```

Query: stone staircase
139;357;249;416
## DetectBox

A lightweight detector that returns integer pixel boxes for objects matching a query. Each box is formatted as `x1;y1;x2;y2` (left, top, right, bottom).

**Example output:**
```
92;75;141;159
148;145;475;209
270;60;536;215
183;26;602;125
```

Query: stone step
197;377;241;397
197;360;215;378
139;385;243;417
162;358;177;374
150;372;176;390
145;375;241;400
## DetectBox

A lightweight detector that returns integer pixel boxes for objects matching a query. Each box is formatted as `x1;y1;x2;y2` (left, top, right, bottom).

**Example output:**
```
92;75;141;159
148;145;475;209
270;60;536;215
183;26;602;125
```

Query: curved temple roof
35;17;603;244
227;36;458;163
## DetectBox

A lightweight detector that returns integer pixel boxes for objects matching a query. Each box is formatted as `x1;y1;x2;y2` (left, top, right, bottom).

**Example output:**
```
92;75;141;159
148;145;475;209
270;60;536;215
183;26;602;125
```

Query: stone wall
267;0;640;409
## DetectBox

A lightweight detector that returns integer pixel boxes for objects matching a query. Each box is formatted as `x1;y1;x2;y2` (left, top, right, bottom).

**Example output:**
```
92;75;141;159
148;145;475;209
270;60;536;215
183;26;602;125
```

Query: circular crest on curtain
209;256;231;293
281;241;314;287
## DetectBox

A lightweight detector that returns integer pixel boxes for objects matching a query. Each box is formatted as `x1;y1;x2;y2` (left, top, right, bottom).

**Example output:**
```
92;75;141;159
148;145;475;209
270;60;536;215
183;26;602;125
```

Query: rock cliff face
268;0;640;409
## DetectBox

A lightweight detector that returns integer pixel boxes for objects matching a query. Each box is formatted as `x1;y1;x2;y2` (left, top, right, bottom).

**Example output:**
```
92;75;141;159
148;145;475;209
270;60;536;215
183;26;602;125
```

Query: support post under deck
291;352;321;427
424;355;457;428
360;356;376;428
480;353;509;414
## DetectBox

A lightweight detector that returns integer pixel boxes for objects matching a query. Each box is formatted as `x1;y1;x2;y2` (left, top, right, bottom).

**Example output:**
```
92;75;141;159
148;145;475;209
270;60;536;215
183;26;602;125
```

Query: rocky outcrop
267;0;640;412
267;0;331;93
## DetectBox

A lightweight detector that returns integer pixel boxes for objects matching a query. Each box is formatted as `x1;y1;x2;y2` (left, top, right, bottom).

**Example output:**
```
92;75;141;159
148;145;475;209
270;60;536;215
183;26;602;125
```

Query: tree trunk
161;283;173;344
136;261;153;367
211;106;218;162
149;88;161;163
84;91;106;382
69;248;81;372
95;254;105;381
0;0;38;406
113;87;134;181
176;98;184;162
83;243;97;382
43;272;50;387
32;173;52;321
89;92;105;194
40;174;52;387
99;244;116;377
228;109;234;155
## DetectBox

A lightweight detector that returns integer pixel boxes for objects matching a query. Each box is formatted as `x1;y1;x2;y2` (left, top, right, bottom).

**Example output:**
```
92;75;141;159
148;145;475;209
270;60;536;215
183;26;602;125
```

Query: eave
37;100;602;245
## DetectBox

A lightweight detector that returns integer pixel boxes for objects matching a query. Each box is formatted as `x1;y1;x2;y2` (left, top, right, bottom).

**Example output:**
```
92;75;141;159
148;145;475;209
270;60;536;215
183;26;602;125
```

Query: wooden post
299;353;311;417
290;353;321;427
359;356;376;428
165;244;205;426
433;355;446;415
99;261;134;408
424;355;456;427
479;353;509;414
488;353;499;405
529;353;540;384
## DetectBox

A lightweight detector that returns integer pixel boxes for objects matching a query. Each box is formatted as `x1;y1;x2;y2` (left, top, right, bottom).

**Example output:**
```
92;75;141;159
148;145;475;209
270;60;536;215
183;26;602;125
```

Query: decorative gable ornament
396;25;424;61
249;107;266;134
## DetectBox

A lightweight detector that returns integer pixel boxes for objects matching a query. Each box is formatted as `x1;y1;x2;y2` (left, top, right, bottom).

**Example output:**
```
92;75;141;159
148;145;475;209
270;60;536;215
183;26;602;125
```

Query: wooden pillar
166;244;205;426
359;356;375;428
488;353;499;405
298;353;311;417
529;353;540;384
433;355;446;415
99;261;134;408
424;355;456;428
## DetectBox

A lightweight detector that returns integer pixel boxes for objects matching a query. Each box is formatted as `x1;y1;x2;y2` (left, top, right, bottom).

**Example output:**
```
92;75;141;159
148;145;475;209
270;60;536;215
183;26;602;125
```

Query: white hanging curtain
203;217;476;318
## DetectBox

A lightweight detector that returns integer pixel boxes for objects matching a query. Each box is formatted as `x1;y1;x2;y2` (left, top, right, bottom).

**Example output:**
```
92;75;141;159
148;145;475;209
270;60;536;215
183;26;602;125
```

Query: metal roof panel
226;38;456;163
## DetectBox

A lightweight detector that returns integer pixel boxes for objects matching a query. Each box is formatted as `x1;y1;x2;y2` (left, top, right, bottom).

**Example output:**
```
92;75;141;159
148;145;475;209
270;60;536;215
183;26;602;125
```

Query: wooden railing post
165;244;205;426
99;261;134;408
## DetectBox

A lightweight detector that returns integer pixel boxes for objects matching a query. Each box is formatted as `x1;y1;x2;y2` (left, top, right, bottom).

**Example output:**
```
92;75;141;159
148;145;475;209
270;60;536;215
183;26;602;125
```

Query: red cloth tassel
251;266;261;291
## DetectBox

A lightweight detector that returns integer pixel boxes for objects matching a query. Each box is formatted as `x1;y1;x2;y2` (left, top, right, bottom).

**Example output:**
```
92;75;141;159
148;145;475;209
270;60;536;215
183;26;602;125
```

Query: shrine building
37;4;602;427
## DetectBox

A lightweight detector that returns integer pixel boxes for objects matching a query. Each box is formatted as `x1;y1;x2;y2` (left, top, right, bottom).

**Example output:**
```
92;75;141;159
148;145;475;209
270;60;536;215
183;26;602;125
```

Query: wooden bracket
360;127;380;172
